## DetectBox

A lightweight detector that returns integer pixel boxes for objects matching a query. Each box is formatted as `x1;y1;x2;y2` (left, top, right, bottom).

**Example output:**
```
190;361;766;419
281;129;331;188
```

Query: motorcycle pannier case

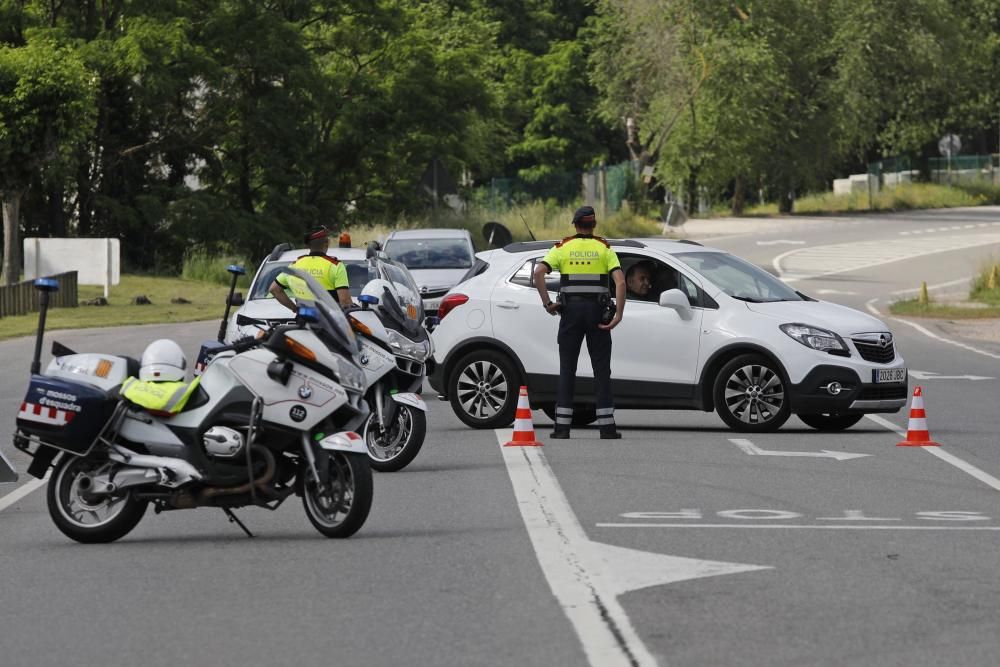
16;375;118;455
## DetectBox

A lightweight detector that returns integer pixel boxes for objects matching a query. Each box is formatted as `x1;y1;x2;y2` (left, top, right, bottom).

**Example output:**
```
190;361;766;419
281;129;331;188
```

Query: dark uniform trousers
556;298;616;433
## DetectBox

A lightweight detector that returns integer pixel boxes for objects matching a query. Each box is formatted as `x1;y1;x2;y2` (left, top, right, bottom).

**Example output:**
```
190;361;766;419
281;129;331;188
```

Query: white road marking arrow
909;370;995;381
498;430;770;667
756;239;805;246
730;438;870;461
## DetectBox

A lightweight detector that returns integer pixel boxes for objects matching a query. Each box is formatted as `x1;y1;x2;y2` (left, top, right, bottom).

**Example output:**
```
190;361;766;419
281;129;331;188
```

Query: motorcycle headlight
328;356;366;393
386;329;430;361
779;323;848;354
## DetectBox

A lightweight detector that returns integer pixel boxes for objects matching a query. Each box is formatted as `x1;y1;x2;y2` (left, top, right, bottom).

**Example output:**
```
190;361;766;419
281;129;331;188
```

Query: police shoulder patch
319;255;339;264
554;235;575;248
592;235;611;247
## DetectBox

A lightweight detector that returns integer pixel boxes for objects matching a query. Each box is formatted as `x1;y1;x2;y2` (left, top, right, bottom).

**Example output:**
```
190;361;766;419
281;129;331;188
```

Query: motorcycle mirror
365;240;382;259
228;292;244;307
482;221;512;249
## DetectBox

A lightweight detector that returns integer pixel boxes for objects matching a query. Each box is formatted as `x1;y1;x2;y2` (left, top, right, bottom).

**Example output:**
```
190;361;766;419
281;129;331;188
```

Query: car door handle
497;301;520;310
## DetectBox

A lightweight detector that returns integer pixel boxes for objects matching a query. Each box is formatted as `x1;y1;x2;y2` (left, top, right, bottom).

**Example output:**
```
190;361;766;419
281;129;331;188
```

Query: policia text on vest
532;206;625;440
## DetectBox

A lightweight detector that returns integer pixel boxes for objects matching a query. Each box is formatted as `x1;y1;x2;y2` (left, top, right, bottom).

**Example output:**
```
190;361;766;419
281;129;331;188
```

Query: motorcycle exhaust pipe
198;445;276;501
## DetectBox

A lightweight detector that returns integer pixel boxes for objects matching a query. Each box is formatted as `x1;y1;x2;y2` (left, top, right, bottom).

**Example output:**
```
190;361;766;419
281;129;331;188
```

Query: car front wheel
714;353;790;432
448;350;522;429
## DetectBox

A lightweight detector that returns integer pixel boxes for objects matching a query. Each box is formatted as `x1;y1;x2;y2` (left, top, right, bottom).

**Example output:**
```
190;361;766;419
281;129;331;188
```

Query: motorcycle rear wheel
365;405;426;472
302;452;373;538
47;455;148;544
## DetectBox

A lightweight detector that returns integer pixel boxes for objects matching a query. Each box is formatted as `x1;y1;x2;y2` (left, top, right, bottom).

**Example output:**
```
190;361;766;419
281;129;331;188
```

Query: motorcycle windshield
369;257;424;335
278;267;359;354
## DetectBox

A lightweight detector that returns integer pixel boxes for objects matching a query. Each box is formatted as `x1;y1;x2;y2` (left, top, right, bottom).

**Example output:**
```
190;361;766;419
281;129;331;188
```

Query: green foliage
181;249;252;288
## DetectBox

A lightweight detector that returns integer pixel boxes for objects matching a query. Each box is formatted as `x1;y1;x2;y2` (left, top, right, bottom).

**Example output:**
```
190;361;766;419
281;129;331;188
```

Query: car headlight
386;329;430;361
779;323;848;354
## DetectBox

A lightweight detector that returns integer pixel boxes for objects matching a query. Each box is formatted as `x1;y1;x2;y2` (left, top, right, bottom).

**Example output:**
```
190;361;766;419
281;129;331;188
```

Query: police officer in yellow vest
269;225;352;310
121;339;201;415
533;206;626;439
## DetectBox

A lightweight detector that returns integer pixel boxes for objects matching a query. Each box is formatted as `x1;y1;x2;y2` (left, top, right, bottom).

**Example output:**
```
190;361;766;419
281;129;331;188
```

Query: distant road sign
938;134;961;157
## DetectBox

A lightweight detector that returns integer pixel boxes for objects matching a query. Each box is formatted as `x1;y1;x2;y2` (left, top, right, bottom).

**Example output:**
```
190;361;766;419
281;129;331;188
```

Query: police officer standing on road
533;206;626;439
270;225;353;310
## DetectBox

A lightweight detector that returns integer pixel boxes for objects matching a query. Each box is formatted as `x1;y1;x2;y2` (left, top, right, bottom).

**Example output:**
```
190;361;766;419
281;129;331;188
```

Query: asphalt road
3;206;1000;666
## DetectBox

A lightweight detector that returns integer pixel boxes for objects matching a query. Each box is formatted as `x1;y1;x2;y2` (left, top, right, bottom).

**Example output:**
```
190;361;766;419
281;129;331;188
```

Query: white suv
428;238;908;433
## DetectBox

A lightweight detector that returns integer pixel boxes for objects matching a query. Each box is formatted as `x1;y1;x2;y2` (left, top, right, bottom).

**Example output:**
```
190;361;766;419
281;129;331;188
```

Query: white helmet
360;278;393;306
139;339;188;382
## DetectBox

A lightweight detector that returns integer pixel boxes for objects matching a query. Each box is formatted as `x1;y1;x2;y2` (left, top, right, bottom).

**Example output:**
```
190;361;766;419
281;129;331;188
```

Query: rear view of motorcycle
13;269;373;543
350;246;431;472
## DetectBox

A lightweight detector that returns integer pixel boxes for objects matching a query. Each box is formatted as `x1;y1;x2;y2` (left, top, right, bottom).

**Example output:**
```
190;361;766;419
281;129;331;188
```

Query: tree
0;38;95;284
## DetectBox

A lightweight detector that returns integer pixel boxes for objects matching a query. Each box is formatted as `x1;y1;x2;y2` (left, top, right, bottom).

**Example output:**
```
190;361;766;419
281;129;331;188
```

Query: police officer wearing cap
533;206;625;439
270;225;352;310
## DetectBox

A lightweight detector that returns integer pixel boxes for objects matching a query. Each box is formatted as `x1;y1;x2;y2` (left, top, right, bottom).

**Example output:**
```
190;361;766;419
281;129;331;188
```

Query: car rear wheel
797;413;864;431
714;354;790;432
448;350;521;429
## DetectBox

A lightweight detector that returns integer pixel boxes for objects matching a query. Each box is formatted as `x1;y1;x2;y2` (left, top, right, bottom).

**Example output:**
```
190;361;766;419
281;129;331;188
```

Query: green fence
471;170;583;213
928;155;997;185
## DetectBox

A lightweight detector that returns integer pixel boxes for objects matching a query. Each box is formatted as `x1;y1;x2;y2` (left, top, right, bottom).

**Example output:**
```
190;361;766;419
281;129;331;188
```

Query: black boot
600;429;622;440
550;429;571;439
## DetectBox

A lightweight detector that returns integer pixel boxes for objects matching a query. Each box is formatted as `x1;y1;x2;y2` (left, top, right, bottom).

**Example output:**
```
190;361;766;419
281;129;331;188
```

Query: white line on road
890;276;972;295
865;414;1000;493
0;475;48;514
756;239;805;246
496;430;770;667
866;298;1000;361
497;431;658;666
596;523;1000;531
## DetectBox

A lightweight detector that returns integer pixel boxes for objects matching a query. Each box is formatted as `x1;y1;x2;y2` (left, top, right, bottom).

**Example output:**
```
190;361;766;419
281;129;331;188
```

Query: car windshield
674;251;802;302
276;267;358;354
368;255;425;335
384;238;473;270
251;259;368;299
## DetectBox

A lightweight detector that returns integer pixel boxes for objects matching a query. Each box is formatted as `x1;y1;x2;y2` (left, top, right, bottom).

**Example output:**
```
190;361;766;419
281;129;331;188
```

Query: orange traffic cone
897;386;940;446
504;386;543;447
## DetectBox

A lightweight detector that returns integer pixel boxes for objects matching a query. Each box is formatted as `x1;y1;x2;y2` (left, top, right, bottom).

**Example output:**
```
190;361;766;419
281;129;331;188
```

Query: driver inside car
625;261;656;301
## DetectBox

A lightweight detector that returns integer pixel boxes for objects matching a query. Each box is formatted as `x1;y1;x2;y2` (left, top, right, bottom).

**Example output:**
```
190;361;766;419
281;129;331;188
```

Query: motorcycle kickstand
222;508;254;538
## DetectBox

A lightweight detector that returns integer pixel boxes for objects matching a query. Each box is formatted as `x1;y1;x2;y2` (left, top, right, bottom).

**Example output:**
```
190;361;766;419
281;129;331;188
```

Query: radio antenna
518;213;537;241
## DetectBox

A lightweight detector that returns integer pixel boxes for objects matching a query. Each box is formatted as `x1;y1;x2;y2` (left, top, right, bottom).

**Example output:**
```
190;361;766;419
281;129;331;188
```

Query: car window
510;258;560;292
384;238;473;270
675;251;801;303
251;259;368;299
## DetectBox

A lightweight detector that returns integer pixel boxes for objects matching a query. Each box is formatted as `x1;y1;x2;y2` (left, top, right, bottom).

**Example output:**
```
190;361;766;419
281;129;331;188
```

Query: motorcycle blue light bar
33;278;59;292
359;294;380;305
297;305;320;322
227;264;246;275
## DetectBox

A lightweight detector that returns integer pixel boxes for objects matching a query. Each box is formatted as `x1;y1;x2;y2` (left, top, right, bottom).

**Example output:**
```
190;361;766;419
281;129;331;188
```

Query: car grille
859;385;907;401
852;338;895;364
420;288;450;299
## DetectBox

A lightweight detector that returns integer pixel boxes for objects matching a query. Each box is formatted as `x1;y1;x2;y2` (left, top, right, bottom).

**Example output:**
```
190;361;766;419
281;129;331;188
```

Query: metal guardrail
0;271;78;318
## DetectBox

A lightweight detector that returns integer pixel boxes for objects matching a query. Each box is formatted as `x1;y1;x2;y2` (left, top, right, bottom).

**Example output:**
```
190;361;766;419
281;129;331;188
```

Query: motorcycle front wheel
302;452;373;538
47;454;148;544
364;405;426;472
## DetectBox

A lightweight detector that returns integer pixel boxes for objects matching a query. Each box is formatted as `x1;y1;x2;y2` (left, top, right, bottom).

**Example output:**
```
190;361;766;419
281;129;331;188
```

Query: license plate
873;368;907;384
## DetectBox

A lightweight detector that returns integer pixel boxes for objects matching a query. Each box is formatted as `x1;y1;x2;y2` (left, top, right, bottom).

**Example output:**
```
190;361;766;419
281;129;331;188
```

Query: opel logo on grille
879;334;891;348
420;286;429;295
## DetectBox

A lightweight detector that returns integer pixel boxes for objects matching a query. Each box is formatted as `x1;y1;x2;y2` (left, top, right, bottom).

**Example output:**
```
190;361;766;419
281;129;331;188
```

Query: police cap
572;206;596;229
304;225;330;244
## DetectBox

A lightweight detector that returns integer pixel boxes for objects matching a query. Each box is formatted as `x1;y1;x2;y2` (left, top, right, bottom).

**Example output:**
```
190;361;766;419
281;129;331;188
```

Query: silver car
382;228;476;316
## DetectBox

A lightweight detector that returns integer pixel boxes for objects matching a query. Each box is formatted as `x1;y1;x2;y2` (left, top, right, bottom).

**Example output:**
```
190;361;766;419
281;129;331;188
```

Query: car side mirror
658;289;692;319
228;292;244;307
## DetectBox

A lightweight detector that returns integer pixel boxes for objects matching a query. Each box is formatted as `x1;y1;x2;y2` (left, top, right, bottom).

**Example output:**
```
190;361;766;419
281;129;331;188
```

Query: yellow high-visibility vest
121;377;201;415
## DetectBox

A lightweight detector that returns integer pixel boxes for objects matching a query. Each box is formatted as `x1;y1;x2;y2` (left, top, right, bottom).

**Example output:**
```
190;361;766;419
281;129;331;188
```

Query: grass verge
0;275;230;341
889;263;1000;319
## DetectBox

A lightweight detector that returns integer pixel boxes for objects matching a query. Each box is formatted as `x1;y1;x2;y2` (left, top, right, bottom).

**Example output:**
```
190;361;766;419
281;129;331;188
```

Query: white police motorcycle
13;269;373;543
349;246;431;472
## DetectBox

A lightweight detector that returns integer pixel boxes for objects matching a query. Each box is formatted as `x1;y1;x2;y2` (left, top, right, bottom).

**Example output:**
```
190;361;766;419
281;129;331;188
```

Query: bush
181;250;252;287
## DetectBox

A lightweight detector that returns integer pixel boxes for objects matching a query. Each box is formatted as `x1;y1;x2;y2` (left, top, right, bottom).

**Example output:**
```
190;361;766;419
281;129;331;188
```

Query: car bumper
788;364;907;414
428;355;446;396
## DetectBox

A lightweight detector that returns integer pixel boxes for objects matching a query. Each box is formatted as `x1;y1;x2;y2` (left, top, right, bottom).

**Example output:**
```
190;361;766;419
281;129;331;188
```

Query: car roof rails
268;242;293;261
503;239;647;253
676;239;703;246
